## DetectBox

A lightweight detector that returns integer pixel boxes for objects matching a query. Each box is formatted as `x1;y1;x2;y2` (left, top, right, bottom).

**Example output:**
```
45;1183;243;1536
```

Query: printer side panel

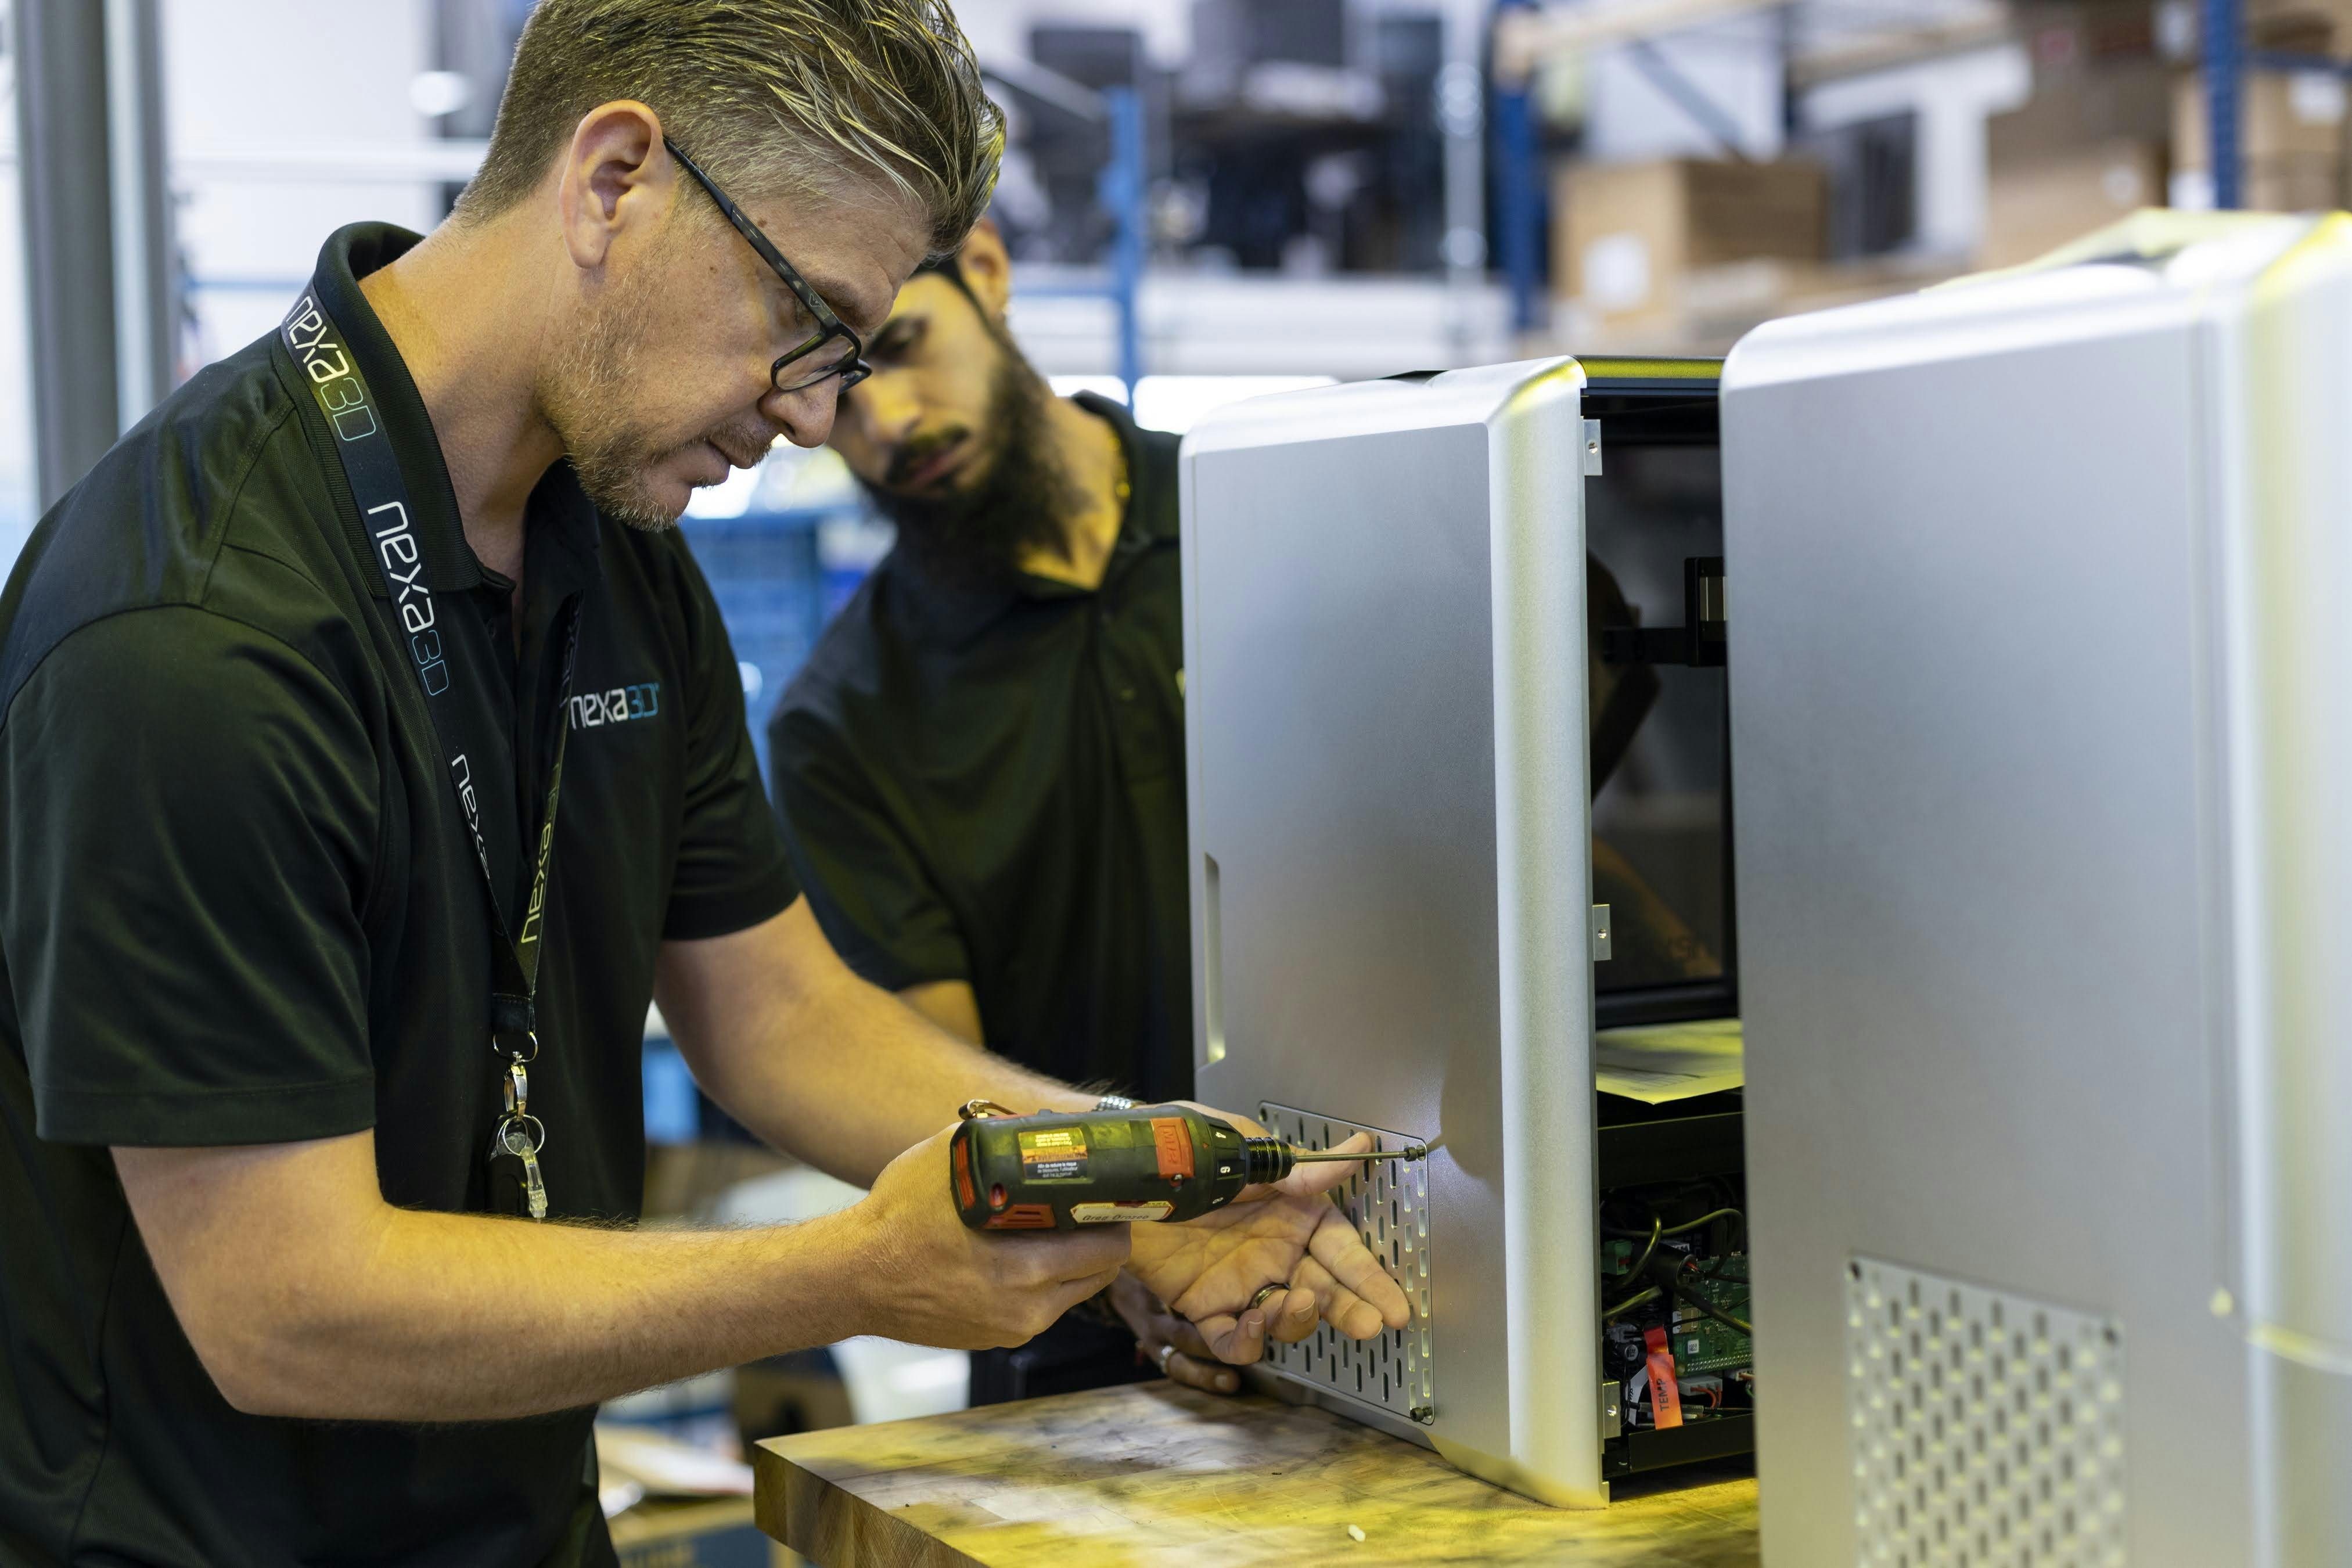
1179;365;1606;1505
1185;416;1515;1467
1724;313;2254;1564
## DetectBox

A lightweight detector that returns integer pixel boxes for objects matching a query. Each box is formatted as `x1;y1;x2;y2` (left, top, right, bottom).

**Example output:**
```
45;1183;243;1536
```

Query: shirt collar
288;222;603;602
1074;390;1179;549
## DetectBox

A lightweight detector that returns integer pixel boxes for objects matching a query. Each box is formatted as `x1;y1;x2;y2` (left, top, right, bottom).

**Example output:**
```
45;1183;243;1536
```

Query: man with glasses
765;220;1225;1405
0;4;1403;1565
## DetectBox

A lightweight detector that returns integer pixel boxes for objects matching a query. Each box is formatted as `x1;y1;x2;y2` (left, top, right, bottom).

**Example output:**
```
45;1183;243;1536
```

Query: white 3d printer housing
1724;212;2352;1566
1179;357;1731;1506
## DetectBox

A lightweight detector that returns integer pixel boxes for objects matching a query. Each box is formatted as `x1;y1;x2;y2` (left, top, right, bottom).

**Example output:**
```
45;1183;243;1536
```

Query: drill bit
1242;1138;1429;1182
1285;1144;1429;1163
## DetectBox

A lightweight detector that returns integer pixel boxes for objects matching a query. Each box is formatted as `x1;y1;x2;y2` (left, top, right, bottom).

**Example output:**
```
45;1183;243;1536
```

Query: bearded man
767;220;1223;1405
0;5;1404;1563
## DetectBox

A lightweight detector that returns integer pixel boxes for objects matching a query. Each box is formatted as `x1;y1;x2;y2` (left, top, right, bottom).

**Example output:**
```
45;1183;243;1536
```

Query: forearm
660;902;1094;1188
120;1122;1135;1425
709;952;1087;1186
209;1199;871;1422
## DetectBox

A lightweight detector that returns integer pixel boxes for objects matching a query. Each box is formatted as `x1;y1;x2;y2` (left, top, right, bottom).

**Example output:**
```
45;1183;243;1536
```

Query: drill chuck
1241;1135;1294;1186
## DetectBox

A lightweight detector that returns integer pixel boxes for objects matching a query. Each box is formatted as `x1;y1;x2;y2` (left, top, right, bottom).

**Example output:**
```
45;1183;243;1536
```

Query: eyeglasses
664;137;872;396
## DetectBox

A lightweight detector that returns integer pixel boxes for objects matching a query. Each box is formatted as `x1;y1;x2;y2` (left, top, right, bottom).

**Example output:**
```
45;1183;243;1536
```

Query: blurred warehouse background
6;0;2344;582
0;0;2340;1516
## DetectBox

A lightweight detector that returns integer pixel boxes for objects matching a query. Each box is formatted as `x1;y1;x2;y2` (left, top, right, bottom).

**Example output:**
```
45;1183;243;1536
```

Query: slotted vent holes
1847;1257;2126;1568
1257;1103;1433;1421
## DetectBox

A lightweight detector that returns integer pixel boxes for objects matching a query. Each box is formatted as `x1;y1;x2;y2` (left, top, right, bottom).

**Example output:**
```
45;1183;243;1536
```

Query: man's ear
951;218;1012;321
556;100;668;272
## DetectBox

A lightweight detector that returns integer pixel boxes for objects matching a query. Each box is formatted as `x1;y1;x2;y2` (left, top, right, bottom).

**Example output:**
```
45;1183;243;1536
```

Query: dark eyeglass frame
664;136;871;395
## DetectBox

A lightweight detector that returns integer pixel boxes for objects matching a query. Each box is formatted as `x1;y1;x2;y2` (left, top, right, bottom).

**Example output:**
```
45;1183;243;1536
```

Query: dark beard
862;348;1084;591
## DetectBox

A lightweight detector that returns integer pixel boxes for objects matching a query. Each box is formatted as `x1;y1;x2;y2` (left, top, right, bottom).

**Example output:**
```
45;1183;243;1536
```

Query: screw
1409;1405;1435;1425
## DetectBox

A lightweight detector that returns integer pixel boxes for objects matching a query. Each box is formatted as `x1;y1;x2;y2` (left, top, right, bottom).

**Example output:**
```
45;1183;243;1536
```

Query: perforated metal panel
1257;1103;1433;1420
1846;1258;2127;1568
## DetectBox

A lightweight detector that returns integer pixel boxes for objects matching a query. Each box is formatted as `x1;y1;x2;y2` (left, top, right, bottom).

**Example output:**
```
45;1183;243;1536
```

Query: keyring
1248;1282;1285;1312
494;1113;546;1159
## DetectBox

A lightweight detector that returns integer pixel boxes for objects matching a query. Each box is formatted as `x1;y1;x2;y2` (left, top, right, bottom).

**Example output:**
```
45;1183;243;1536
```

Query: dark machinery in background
1013;0;1451;275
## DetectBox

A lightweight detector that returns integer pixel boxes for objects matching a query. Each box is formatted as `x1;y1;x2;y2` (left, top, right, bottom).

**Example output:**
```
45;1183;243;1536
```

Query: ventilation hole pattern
1847;1257;2126;1568
1256;1103;1434;1420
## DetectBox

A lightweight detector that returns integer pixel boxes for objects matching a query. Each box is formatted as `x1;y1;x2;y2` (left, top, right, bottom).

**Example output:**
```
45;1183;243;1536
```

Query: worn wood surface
754;1382;1758;1567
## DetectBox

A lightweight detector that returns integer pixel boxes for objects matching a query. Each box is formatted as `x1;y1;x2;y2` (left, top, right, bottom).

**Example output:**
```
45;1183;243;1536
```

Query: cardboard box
1543;253;1962;354
1554;157;1826;332
1983;137;2167;269
1987;59;2172;162
1981;59;2173;269
2244;153;2347;209
2242;0;2352;51
2012;0;2163;70
2172;70;2347;211
2246;6;2340;51
2175;68;2349;168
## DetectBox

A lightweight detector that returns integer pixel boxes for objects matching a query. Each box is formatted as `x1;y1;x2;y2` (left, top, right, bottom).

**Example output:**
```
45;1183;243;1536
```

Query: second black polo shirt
768;396;1192;1101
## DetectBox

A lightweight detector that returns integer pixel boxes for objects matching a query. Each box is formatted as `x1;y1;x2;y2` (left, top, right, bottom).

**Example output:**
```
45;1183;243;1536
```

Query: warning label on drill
1071;1201;1174;1223
1017;1127;1088;1179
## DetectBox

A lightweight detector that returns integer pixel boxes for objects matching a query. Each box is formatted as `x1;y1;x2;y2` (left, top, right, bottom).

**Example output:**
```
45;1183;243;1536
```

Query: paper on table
592;1423;754;1498
1594;1017;1743;1104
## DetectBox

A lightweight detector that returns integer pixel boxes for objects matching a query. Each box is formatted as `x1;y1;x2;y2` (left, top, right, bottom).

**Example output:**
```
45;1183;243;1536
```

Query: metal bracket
1591;904;1614;962
1582;418;1603;476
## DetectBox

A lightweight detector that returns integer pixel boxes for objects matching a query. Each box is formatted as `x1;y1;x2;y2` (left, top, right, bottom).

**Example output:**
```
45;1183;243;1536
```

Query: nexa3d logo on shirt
571;683;661;730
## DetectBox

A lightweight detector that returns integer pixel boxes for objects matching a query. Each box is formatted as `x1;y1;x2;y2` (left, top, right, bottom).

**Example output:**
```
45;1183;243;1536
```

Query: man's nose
765;379;844;449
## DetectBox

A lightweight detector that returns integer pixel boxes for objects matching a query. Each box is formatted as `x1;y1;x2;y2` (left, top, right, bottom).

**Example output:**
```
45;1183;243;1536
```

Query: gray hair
454;0;1002;256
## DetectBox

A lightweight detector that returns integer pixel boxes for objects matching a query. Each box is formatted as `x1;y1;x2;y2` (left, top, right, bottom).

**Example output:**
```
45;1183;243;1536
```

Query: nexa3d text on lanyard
280;289;580;1220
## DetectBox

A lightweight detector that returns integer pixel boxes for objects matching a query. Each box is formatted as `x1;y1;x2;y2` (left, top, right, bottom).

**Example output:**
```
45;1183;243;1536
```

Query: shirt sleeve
661;541;800;941
765;703;969;993
5;606;379;1146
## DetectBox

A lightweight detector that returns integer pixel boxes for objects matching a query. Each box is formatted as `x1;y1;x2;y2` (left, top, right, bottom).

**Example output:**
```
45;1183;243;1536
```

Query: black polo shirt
0;224;796;1567
767;397;1191;1102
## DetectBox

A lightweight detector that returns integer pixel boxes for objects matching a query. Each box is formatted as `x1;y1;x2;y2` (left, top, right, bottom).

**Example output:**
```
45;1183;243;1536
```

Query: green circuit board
1667;1262;1752;1375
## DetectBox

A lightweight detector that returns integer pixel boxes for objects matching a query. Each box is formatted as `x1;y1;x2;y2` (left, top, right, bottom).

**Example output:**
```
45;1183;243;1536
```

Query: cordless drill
949;1099;1426;1231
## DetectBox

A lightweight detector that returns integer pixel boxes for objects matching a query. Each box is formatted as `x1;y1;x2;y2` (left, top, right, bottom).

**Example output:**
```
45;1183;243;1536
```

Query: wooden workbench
753;1382;1758;1567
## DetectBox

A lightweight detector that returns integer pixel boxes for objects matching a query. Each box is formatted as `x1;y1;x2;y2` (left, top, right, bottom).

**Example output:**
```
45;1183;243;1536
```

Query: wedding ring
1156;1342;1177;1374
1248;1282;1285;1312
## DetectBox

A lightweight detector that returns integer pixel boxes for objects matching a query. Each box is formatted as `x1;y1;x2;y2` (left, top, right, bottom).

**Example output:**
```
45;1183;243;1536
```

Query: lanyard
279;287;579;1220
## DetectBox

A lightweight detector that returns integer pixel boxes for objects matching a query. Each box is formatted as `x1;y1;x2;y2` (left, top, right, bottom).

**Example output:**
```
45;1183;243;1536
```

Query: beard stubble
540;225;767;532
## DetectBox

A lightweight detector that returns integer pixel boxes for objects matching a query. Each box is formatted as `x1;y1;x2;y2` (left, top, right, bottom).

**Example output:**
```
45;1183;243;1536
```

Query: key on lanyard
495;1052;549;1220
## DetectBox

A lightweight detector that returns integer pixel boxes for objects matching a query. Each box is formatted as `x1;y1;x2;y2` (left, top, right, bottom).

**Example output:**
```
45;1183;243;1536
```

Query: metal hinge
1601;1379;1623;1440
1591;904;1613;962
1583;419;1603;476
